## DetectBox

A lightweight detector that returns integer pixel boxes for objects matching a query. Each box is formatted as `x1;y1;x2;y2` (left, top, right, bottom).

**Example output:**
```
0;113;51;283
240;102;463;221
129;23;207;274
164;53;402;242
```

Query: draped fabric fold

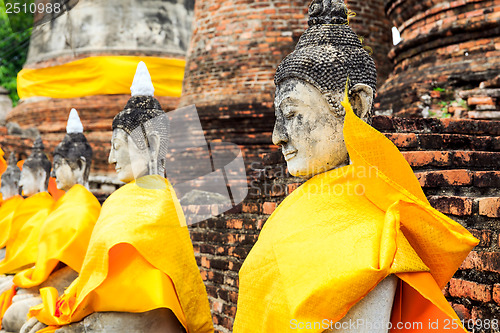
17;56;185;99
0;147;7;203
0;196;24;249
0;192;54;274
29;176;213;333
13;185;100;288
233;91;478;332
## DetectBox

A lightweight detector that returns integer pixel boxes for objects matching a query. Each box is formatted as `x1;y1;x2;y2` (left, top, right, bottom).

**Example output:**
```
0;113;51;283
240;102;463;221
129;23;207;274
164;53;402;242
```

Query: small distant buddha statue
234;1;478;333
0;109;101;333
0;138;54;276
25;62;213;333
0;153;23;258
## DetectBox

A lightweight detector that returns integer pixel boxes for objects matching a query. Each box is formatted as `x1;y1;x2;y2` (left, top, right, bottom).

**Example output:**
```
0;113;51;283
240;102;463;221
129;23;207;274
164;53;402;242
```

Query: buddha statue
0;138;54;276
0;153;22;201
17;138;51;197
23;62;213;333
1;109;101;333
234;1;478;332
0;139;55;331
0;153;23;261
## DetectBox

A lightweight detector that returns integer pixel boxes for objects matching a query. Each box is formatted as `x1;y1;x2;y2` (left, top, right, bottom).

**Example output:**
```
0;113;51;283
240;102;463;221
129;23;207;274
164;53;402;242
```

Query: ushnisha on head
109;61;170;183
51;109;93;191
272;0;376;179
0;152;22;199
19;137;52;196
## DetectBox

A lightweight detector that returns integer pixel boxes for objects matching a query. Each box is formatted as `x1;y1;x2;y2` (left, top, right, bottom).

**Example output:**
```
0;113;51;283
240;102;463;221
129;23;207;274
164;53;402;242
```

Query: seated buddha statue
0;153;24;259
1;109;101;333
23;62;213;333
0;138;54;277
234;1;478;333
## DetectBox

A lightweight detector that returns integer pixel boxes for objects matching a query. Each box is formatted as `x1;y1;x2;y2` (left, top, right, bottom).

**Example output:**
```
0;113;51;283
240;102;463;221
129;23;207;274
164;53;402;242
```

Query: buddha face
0;175;19;199
273;79;349;179
52;155;77;191
108;128;148;183
19;167;40;196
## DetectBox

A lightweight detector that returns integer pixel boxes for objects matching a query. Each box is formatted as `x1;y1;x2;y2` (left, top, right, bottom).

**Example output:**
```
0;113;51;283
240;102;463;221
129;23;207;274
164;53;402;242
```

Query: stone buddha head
0;153;22;200
51;109;93;191
19;137;52;196
272;0;376;179
109;61;169;183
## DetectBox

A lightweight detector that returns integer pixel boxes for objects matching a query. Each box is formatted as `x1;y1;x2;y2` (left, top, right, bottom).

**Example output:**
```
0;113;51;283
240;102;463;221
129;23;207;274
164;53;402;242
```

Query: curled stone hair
24;137;52;188
274;0;377;122
54;133;93;179
1;152;21;195
112;96;170;175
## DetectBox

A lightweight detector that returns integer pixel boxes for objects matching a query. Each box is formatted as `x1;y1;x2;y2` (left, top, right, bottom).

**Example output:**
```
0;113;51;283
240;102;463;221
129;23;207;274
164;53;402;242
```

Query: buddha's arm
324;275;398;333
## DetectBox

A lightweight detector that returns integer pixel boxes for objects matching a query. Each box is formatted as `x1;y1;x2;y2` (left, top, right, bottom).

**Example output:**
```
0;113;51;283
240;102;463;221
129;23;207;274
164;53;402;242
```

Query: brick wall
377;0;500;117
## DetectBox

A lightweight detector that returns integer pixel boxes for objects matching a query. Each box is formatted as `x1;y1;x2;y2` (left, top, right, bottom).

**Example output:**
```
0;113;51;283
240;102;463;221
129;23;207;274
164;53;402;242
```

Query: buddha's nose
272;119;289;147
108;148;116;165
50;168;55;178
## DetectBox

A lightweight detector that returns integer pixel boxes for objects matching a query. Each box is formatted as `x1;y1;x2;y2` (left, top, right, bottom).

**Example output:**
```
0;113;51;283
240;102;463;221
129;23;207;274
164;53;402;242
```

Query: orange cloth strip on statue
13;185;100;288
0;196;24;249
0;192;54;274
233;86;478;333
29;175;214;333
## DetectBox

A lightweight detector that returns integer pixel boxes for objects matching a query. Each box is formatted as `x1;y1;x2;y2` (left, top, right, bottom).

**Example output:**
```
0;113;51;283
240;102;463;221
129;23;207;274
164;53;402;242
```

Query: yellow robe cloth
233;90;478;332
13;185;100;288
0;192;54;274
0;147;7;203
17;56;185;99
30;176;213;333
0;196;24;249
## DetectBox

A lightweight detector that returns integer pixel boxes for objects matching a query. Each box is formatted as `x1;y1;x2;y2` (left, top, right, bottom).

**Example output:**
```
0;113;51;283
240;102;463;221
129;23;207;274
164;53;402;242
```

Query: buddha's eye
284;109;296;120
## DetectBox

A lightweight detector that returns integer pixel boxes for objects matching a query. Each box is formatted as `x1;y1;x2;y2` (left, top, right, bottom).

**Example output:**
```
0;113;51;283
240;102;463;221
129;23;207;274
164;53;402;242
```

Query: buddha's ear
77;156;87;172
350;83;373;120
147;132;161;161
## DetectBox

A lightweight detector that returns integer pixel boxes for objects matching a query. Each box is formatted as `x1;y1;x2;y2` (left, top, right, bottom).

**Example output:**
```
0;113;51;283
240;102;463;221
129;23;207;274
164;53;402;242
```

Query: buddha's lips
283;150;297;161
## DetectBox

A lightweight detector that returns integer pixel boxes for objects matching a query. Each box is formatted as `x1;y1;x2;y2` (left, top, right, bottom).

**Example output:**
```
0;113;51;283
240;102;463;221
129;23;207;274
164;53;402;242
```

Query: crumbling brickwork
377;0;500;117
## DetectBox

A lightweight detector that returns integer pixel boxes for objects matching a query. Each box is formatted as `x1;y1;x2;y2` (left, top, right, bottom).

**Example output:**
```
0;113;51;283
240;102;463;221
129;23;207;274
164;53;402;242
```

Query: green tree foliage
0;0;33;105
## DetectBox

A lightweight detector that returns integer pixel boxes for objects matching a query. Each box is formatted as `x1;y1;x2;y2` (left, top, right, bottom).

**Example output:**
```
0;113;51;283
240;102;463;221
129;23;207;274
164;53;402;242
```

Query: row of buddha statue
0;1;478;332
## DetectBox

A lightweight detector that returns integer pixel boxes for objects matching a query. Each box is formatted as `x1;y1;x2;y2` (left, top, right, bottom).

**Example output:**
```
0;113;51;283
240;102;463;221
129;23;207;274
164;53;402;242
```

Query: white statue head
109;62;169;183
51;109;93;191
19;137;51;196
0;152;21;199
272;0;376;179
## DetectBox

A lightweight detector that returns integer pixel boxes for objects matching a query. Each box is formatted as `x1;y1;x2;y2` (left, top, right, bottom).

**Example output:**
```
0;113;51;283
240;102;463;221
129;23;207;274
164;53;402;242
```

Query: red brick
493;284;500;305
416;169;473;187
448;278;491;302
226;219;243;229
385;133;418;148
474;171;500;187
262;202;276;215
460;251;480;270
402;151;449;168
478;197;500;217
241;202;261;214
201;256;210;269
428;196;473;216
452;303;471;321
468;96;495;106
470;229;492;247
